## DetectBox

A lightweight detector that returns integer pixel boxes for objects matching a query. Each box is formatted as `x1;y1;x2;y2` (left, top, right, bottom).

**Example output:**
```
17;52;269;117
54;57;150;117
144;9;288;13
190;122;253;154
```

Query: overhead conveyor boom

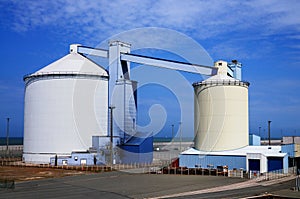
121;53;217;76
74;44;218;76
77;46;108;58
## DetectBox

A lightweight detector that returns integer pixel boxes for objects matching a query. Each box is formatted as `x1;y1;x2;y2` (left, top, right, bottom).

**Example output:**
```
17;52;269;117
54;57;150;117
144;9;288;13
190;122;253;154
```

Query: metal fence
1;160;229;177
249;167;296;181
296;175;300;191
0;160;163;173
1;156;297;180
0;146;23;159
228;169;244;178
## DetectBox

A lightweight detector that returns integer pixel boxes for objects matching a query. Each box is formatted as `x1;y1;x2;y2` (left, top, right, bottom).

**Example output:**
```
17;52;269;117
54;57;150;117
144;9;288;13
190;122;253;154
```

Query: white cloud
4;0;300;44
2;0;298;64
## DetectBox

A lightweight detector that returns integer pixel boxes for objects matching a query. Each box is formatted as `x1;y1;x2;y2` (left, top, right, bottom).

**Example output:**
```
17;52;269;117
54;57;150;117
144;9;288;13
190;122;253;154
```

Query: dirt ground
0;166;85;182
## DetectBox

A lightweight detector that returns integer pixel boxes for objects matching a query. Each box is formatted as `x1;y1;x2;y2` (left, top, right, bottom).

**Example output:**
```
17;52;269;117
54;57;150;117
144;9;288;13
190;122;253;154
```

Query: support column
108;41;131;139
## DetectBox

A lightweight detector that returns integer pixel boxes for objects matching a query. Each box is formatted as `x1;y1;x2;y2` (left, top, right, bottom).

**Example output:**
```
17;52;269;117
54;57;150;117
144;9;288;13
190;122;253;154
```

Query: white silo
193;60;249;152
23;45;109;164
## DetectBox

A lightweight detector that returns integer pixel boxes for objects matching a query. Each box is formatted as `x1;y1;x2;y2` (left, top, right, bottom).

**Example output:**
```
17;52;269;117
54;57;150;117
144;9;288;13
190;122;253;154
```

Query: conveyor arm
72;44;218;76
121;53;217;76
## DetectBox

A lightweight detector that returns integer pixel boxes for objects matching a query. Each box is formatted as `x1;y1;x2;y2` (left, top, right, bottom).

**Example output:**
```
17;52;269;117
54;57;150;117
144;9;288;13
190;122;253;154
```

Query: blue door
268;157;283;172
249;159;260;171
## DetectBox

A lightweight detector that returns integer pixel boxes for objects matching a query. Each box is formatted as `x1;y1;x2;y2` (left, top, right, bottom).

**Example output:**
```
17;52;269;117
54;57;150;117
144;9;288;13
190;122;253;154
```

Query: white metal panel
260;155;268;173
23;153;57;164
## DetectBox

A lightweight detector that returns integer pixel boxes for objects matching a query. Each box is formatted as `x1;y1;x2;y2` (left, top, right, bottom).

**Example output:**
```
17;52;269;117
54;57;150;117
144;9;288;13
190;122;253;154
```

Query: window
62;160;68;165
80;159;87;166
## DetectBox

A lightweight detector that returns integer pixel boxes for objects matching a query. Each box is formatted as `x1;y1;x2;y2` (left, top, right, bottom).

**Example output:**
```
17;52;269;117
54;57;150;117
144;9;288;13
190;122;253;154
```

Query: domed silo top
24;50;108;85
193;74;250;90
193;60;249;89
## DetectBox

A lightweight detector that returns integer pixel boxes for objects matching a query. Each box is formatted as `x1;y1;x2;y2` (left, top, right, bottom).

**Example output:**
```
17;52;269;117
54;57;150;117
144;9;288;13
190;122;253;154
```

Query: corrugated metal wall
179;154;246;170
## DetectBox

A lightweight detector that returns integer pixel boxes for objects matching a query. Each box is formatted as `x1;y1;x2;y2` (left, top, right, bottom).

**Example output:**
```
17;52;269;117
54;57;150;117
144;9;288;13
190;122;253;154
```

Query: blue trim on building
50;152;96;166
249;134;261;146
268;157;283;171
281;144;295;157
179;154;246;170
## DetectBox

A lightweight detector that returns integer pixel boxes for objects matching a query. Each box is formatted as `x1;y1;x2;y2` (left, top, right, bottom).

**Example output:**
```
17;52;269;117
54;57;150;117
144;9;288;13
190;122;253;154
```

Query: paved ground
0;171;299;199
151;176;300;199
0;171;244;199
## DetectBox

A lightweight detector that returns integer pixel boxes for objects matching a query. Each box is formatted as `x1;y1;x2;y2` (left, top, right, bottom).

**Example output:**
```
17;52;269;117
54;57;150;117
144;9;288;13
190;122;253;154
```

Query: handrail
24;71;108;81
193;79;250;87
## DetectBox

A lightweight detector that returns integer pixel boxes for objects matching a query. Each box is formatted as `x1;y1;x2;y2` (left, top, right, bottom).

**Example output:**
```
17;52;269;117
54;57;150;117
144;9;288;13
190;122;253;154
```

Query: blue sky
0;0;300;139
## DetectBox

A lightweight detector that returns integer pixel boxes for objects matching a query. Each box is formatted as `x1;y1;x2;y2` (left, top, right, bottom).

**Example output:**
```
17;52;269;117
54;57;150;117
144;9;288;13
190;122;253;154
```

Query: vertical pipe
268;121;271;145
109;106;115;165
6;118;10;153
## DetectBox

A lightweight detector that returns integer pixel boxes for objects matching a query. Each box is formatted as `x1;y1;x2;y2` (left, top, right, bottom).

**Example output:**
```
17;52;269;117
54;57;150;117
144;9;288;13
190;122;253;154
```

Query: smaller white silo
193;60;249;152
23;45;109;164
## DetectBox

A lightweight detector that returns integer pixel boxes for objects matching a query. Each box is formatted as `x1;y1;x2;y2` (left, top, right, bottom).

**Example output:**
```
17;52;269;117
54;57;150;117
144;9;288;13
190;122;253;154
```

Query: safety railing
249;167;296;181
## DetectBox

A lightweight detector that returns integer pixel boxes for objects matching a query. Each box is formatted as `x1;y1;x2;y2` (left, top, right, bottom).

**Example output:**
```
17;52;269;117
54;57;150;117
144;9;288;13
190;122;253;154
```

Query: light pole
293;136;297;174
263;129;266;145
171;124;174;140
268;121;271;145
6;118;10;154
179;122;182;152
109;106;115;166
259;126;261;138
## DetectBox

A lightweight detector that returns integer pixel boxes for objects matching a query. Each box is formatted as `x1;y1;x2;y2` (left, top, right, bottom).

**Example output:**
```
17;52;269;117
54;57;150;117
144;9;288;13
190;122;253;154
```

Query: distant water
0;137;193;145
0;137;23;146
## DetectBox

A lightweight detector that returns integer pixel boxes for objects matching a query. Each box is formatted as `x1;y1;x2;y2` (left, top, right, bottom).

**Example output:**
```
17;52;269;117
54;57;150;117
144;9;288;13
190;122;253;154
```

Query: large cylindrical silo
193;61;249;152
23;46;109;163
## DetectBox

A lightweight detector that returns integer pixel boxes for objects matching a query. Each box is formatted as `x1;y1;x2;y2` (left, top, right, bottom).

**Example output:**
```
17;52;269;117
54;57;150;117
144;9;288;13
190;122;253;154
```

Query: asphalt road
170;180;298;199
0;171;298;199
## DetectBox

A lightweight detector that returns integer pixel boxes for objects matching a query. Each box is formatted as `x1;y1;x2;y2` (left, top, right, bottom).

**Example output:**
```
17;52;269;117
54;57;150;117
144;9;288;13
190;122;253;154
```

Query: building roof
181;145;287;157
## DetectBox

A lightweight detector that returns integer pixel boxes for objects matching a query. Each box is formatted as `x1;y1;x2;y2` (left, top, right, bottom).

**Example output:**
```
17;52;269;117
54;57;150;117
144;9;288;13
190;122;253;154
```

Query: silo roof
193;74;250;87
203;74;236;82
28;53;108;77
